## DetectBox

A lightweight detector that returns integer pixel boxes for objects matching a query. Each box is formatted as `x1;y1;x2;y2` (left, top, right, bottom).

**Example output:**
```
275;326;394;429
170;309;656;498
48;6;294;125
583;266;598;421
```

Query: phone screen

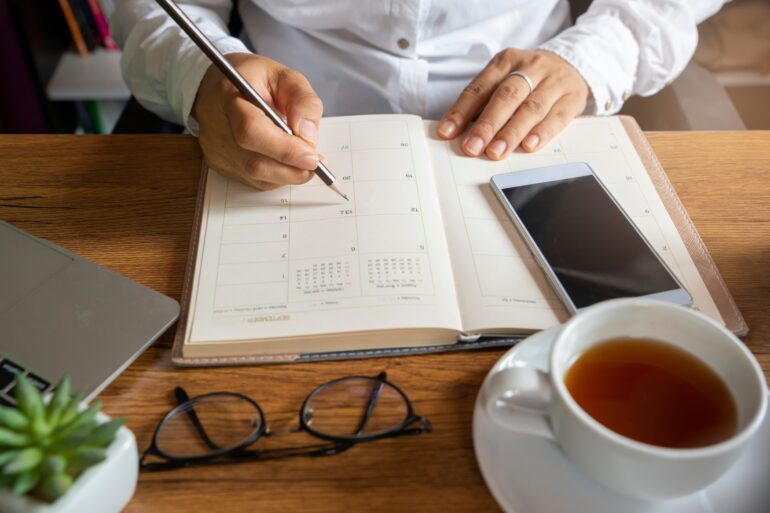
502;174;682;309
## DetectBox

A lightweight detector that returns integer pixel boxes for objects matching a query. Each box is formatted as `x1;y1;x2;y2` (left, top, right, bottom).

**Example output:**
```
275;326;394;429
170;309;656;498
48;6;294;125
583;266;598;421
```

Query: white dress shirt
112;0;726;130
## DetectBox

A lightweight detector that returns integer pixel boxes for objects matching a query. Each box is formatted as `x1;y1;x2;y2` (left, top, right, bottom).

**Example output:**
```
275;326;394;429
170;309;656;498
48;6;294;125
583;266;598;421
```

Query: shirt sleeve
538;0;727;114
111;0;249;131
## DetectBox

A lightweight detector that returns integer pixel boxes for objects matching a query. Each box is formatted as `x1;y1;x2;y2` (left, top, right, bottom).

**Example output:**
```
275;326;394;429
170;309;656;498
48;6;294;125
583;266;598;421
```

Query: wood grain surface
1;131;768;513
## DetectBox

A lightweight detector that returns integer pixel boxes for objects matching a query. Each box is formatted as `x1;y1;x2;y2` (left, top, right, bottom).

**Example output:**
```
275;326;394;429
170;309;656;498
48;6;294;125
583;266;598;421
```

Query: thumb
273;68;323;146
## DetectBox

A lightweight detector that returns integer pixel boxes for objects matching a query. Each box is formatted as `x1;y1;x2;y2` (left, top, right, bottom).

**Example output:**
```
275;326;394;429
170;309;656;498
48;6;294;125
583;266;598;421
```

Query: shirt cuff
539;13;639;115
179;41;250;135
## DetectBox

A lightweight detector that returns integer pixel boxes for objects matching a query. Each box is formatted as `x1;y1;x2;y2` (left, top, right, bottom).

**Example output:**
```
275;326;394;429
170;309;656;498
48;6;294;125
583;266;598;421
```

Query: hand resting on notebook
437;49;589;161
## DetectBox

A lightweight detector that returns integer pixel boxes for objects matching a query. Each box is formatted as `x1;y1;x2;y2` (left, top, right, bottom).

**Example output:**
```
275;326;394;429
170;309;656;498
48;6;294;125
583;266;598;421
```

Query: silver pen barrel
155;0;347;200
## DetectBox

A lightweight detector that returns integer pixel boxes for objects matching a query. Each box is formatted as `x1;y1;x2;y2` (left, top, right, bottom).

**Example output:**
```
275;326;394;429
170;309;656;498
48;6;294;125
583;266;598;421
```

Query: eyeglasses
140;372;431;471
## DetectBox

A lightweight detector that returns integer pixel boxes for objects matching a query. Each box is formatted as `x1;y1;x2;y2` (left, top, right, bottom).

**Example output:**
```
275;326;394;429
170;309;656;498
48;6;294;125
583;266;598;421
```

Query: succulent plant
0;374;124;503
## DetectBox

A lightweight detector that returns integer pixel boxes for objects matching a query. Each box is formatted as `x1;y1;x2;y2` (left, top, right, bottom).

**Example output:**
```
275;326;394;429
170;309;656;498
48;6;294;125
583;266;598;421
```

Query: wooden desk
1;132;769;512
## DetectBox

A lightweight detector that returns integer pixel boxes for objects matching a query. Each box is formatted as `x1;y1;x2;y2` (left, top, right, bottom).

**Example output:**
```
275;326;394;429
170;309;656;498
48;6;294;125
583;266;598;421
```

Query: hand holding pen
156;0;347;200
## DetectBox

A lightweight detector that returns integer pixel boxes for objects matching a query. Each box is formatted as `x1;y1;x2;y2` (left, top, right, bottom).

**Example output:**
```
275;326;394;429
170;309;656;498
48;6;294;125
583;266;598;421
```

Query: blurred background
0;0;768;134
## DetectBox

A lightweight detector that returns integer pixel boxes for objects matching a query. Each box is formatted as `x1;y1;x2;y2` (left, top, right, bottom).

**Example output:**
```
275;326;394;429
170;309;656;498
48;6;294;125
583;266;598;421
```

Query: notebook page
426;116;723;333
185;115;462;347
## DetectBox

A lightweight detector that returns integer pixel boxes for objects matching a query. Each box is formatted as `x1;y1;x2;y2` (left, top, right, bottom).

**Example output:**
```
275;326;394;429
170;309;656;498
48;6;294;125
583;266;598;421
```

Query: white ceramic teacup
483;298;767;499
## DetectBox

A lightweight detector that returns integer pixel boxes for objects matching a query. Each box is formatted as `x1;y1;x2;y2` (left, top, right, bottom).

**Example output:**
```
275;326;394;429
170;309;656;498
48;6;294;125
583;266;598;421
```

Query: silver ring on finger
508;71;534;95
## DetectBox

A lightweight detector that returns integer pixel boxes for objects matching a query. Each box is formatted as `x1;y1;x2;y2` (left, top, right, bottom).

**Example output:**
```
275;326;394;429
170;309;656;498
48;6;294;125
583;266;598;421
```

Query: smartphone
490;162;691;313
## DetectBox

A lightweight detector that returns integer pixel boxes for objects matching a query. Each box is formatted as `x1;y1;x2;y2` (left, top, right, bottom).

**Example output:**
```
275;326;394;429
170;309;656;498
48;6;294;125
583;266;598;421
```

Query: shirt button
622;90;631;101
604;99;613;112
397;38;410;50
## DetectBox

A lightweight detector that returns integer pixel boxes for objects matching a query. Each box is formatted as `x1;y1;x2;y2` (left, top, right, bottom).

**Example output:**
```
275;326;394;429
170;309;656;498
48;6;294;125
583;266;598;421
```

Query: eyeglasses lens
156;394;262;458
303;378;408;439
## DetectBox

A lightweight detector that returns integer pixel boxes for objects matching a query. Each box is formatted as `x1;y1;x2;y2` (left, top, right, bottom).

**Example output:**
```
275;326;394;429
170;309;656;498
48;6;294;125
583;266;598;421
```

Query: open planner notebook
172;115;746;366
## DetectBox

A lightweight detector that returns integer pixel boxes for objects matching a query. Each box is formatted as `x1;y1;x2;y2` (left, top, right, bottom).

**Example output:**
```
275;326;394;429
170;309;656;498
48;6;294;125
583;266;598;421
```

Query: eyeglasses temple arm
354;378;386;436
255;441;355;460
173;386;222;452
139;455;191;472
142;441;354;472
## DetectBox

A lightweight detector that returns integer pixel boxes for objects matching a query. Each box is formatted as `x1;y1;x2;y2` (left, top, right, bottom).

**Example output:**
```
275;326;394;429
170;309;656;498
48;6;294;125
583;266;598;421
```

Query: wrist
539;19;639;115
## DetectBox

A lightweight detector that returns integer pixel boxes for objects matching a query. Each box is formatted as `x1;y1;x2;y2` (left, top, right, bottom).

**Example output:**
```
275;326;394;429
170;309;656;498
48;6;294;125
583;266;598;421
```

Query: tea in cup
483;298;767;499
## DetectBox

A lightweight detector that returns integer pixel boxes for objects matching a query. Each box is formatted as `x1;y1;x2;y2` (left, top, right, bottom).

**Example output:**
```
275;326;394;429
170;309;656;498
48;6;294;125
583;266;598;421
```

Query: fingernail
438;120;457;138
464;136;484;156
298;118;318;144
487;140;507;159
298;154;319;170
524;134;540;151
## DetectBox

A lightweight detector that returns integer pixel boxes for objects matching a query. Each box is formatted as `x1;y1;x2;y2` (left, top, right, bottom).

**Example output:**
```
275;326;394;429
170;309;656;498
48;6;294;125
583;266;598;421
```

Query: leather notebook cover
619;116;747;336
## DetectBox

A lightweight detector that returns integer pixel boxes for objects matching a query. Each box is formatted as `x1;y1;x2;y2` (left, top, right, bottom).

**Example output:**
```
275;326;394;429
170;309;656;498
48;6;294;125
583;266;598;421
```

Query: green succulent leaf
41;454;67;475
0;406;28;431
2;447;43;475
46;376;72;427
11;468;41;496
13;375;45;430
88;418;125;448
31;417;51;440
58;392;84;427
0;472;14;487
0;449;20;467
55;401;101;441
0;428;30;448
0;375;113;502
66;446;106;472
47;427;92;453
39;472;73;502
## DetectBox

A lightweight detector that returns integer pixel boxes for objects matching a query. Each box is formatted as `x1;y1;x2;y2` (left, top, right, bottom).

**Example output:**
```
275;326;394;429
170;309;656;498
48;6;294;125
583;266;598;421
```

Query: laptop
0;221;179;405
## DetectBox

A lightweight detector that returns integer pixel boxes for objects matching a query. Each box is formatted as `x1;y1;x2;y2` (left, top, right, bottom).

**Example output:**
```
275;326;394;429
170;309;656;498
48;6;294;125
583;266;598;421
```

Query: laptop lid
0;221;179;401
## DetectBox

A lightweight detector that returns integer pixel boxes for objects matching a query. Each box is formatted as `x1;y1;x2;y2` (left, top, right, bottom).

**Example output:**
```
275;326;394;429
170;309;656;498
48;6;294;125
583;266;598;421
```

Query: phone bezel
489;162;692;314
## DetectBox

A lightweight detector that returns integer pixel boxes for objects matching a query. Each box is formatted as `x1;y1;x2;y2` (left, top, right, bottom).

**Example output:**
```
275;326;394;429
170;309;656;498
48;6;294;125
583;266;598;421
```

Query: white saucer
473;327;770;513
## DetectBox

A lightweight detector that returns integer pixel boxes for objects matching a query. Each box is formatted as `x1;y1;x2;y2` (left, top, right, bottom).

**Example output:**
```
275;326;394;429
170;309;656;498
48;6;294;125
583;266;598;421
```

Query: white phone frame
490;162;692;314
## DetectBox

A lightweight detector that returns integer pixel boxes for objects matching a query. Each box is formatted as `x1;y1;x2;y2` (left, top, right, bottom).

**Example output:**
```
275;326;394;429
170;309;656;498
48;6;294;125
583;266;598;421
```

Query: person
113;0;725;191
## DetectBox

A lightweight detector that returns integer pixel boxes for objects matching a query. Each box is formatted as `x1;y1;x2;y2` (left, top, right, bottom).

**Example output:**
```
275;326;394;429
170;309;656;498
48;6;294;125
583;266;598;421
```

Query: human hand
437;49;589;159
193;53;323;190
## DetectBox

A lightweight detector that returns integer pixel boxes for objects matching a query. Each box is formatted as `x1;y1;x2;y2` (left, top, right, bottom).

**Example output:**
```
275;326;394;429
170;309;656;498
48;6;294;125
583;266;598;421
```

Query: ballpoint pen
155;0;348;201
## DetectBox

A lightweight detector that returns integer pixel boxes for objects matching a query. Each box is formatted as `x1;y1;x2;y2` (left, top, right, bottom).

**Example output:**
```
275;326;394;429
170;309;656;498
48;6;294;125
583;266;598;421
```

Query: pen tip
328;181;348;201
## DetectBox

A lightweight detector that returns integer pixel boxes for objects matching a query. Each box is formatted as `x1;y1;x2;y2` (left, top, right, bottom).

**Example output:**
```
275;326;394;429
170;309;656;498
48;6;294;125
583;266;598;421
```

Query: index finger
273;68;324;146
227;95;319;171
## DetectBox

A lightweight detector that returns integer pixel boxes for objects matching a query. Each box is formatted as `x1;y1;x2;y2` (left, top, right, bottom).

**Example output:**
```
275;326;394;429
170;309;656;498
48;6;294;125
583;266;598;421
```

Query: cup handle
483;367;555;440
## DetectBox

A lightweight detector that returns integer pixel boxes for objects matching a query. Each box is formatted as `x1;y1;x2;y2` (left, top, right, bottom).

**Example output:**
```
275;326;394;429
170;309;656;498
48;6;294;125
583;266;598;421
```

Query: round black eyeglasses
139;372;432;471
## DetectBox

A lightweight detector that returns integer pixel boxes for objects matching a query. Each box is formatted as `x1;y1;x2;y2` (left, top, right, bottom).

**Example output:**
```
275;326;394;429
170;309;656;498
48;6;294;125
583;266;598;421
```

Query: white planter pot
0;413;138;513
